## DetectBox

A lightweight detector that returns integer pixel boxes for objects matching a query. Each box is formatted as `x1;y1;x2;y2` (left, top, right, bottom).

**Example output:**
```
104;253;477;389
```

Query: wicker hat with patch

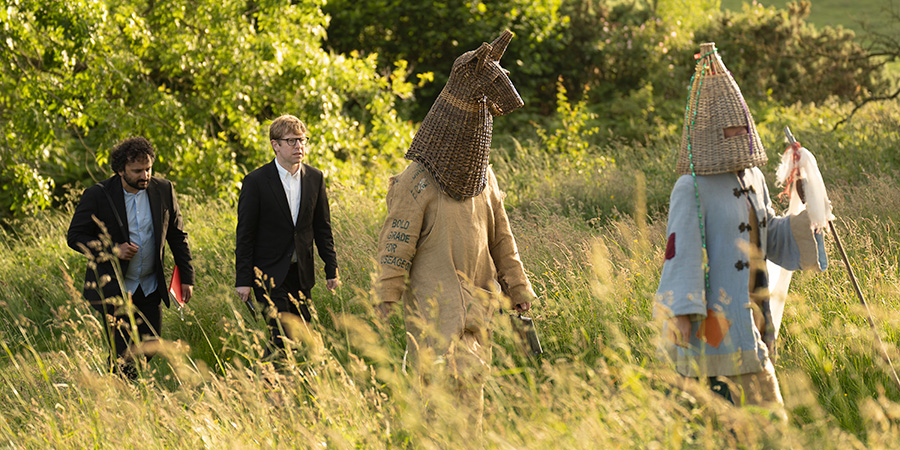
405;30;524;200
677;42;767;175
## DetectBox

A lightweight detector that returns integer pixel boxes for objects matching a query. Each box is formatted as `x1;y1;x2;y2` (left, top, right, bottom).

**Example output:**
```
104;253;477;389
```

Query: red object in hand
169;266;184;305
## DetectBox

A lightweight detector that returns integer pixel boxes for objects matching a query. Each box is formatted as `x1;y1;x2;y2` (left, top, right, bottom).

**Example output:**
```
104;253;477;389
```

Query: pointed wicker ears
489;30;513;60
474;29;513;71
474;43;492;71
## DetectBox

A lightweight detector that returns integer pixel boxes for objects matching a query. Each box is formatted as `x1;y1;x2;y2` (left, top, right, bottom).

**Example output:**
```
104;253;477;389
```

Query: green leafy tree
554;0;889;144
0;0;416;219
323;0;566;120
693;1;884;105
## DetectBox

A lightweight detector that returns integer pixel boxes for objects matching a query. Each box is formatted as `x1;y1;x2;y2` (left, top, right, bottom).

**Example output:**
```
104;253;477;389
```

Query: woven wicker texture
677;42;767;175
405;30;524;200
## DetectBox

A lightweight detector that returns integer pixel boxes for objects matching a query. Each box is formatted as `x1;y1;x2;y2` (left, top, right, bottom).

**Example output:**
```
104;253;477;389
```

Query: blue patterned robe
656;168;826;377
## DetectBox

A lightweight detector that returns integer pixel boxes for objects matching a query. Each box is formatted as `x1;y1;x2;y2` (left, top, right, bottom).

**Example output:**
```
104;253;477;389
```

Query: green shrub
0;0;416;218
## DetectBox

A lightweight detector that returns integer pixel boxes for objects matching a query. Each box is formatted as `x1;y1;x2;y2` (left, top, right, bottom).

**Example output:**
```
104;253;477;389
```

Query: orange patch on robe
696;308;731;348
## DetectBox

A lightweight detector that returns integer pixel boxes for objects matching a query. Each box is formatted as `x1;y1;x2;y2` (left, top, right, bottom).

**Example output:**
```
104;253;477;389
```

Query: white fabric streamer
768;145;834;339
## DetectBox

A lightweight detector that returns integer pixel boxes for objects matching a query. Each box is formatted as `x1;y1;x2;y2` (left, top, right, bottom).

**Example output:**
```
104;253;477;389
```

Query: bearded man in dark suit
67;136;195;377
235;115;339;351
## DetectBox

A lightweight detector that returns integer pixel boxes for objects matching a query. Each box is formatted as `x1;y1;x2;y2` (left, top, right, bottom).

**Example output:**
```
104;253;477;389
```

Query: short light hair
269;115;307;141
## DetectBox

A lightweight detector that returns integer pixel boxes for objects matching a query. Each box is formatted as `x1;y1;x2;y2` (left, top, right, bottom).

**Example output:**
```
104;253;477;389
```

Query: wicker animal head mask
677;42;767;175
405;30;524;200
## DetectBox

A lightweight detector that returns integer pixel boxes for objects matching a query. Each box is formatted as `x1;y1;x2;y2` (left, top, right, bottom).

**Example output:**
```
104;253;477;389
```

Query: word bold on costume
391;219;410;230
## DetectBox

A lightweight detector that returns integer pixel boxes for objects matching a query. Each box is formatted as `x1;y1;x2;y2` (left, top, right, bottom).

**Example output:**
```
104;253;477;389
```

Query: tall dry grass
2;102;900;447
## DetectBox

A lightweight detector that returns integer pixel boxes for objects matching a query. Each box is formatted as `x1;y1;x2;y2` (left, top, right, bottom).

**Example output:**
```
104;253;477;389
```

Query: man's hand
326;278;340;292
117;242;139;260
673;315;693;347
181;284;193;304
236;286;257;317
235;286;252;302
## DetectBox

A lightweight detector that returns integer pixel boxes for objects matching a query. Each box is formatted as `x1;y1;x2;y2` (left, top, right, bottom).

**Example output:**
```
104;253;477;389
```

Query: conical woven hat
405;30;523;200
677;42;767;175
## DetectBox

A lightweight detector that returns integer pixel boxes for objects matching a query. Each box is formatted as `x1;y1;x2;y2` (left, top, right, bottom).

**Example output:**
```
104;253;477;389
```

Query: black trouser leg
93;286;162;376
254;263;312;350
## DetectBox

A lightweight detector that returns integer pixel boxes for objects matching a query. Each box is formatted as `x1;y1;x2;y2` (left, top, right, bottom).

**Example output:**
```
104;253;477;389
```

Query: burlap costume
376;31;536;430
656;43;827;409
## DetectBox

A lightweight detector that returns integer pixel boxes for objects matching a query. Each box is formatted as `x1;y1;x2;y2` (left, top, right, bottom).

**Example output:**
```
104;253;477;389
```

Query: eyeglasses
274;137;309;146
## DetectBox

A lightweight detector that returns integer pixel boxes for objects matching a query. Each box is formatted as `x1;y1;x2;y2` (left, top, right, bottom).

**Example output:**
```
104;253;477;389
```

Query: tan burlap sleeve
375;166;434;305
486;167;537;307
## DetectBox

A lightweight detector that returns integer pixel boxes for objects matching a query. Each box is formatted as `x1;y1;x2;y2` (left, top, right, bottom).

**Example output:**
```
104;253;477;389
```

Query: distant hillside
720;0;896;36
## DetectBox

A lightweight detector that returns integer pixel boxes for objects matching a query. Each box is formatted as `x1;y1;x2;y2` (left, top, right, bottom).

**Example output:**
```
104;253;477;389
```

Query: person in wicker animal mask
375;30;536;434
655;43;828;415
405;30;525;200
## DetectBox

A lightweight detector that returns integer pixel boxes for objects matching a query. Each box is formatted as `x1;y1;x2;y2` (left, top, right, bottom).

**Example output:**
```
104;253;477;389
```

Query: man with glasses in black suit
235;115;339;353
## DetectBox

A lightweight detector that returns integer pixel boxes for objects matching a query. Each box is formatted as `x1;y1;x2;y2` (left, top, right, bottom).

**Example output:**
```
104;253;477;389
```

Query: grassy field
1;96;900;447
721;0;899;35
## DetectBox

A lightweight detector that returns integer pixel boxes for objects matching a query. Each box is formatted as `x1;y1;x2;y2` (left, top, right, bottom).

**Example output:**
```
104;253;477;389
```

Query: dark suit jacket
67;175;194;307
235;161;338;295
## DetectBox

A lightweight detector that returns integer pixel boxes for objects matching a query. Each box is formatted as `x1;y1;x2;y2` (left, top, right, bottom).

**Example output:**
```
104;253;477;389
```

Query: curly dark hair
110;137;156;173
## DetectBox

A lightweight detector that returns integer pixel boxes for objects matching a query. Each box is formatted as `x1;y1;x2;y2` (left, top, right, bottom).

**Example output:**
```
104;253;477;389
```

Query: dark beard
124;176;148;191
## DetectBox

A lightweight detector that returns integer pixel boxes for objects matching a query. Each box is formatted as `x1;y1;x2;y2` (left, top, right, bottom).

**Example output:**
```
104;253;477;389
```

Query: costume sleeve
164;181;194;285
762;182;828;273
67;185;104;258
235;174;260;287
655;176;708;319
375;169;429;305
486;167;536;306
313;175;339;280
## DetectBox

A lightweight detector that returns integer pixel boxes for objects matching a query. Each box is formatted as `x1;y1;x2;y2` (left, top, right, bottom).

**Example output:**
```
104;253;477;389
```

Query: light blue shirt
123;188;157;295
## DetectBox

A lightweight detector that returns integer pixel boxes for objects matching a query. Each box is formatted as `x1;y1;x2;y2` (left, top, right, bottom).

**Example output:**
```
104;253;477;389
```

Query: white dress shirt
274;158;302;225
275;159;302;262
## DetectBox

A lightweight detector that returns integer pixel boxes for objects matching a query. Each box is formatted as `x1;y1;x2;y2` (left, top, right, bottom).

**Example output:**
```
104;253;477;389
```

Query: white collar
274;158;301;180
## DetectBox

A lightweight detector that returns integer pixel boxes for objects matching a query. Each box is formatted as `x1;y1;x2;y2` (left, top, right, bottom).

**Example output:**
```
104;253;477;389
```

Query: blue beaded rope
683;48;717;293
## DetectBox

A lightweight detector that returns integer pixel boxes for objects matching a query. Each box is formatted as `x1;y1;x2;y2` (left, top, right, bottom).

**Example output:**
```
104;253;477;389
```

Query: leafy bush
571;0;889;148
694;1;884;105
0;0;416;218
322;0;567;120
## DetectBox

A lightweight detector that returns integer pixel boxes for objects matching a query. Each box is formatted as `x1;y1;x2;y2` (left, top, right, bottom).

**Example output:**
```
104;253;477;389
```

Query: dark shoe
113;360;138;381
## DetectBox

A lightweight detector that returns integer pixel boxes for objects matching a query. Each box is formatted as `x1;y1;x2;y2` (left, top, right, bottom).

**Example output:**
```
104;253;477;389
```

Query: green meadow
720;0;897;35
3;99;900;447
3;0;900;448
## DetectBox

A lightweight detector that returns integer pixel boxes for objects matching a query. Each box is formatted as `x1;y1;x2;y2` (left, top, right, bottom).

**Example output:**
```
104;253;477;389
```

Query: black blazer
67;175;194;307
235;161;338;294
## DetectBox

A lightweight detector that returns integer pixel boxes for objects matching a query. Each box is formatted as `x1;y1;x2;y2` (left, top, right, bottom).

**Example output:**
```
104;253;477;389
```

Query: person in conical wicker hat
375;30;535;434
655;43;828;415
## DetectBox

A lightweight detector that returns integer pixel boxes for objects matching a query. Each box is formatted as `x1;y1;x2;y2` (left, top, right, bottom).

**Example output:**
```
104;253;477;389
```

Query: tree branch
833;86;900;130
